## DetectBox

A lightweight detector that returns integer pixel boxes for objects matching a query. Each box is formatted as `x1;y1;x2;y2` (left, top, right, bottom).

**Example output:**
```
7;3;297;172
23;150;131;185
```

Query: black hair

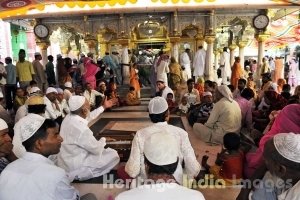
129;86;135;91
241;88;255;100
30;80;37;86
167;93;173;97
27;105;46;114
282;84;291;92
227;84;235;93
287;95;300;105
248;73;253;76
19;49;25;54
238;78;247;85
5;57;12;63
22;119;57;152
187;78;195;85
223;132;240;151
149;109;168;123
144;157;178;175
204;80;213;88
48;55;53;60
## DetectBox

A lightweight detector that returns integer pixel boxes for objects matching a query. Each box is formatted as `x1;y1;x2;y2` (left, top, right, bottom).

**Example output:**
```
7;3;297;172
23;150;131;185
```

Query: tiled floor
78;97;240;199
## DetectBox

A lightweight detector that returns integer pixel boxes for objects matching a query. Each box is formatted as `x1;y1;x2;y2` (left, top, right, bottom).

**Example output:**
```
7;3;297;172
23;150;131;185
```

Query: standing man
111;51;122;85
4;57;16;111
16;49;35;89
180;48;192;79
193;46;206;81
32;52;47;92
220;47;230;85
45;55;56;86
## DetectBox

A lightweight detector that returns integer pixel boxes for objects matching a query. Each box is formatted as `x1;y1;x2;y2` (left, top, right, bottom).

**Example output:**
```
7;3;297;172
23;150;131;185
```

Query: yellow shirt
16;61;35;82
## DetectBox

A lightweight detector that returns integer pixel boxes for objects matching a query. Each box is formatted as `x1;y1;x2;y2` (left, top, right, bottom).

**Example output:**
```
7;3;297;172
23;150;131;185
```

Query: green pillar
11;24;28;62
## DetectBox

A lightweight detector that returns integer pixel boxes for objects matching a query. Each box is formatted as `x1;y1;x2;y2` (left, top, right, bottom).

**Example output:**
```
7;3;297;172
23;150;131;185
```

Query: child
194;77;205;98
26;80;38;95
125;86;141;106
201;132;244;186
178;96;190;115
14;88;27;112
166;93;177;113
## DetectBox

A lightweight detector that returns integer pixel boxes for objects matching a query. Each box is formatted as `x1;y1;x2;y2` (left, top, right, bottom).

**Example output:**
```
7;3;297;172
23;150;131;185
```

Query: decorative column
98;34;107;58
169;36;181;62
229;44;237;66
255;33;269;66
205;35;216;81
36;40;49;67
196;33;204;48
238;40;248;68
213;50;220;81
118;38;130;84
60;46;70;58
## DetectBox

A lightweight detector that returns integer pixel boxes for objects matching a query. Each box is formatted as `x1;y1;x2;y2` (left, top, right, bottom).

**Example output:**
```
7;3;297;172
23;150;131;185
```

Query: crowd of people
0;45;299;200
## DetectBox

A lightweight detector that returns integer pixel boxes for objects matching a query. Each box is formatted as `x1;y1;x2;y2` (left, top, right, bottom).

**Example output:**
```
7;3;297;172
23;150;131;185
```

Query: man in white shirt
180;48;192;79
56;88;70;118
83;82;102;109
181;79;200;105
219;47;230;85
44;87;62;124
156;80;174;101
250;133;300;200
193;46;206;81
57;95;120;181
64;81;73;101
125;97;201;184
117;132;205;200
0;115;96;200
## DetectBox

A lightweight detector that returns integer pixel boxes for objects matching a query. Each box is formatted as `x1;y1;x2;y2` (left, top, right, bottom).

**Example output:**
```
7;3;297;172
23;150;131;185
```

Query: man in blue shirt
4;57;16;110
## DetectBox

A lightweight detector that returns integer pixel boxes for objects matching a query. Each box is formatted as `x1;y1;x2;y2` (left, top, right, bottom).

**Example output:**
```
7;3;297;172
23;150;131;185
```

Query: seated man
193;85;241;144
44;87;62;124
125;97;201;184
57;95;120;181
0;119;16;174
180;78;200;105
116;132;205;200
0;116;96;200
83;82;102;109
156;80;174;100
125;86;141;106
188;91;214;126
251;133;300;200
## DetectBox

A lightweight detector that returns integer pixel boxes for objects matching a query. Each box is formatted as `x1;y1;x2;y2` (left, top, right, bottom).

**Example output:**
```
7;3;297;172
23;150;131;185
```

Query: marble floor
73;97;240;200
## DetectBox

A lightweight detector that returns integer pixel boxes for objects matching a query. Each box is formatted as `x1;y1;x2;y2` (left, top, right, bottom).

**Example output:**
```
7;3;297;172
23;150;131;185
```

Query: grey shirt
5;63;16;85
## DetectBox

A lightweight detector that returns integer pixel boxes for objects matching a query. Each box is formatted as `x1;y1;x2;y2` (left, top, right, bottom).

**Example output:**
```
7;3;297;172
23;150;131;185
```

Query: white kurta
220;51;231;84
0;152;79;200
180;52;191;79
57;107;120;181
156;60;169;86
161;85;174;101
115;183;205;200
193;49;206;78
44;97;61;120
125;122;201;184
83;89;102;107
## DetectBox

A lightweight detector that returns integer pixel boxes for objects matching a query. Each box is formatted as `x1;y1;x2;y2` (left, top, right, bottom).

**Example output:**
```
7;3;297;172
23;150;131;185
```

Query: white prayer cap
64;82;72;88
29;86;41;95
0;118;8;131
144;132;179;165
156;79;165;84
0;91;3;98
217;85;233;102
274;133;300;163
56;88;63;94
46;87;58;94
20;115;46;142
269;83;278;92
68;95;86;111
34;52;41;56
203;92;212;97
148;97;168;114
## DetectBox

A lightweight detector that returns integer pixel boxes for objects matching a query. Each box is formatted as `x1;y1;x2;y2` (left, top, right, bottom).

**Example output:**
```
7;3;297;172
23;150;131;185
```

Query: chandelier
184;24;198;38
138;20;160;37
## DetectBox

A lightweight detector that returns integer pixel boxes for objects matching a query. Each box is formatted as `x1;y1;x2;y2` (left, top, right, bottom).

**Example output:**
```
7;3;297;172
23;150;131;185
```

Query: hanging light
138;20;160;37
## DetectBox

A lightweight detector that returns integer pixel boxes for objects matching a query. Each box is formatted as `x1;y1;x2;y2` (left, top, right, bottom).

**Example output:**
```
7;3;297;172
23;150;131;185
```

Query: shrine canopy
0;0;295;20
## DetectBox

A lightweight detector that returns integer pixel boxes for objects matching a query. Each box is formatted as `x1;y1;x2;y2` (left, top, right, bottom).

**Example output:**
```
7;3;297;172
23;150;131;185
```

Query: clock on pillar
253;14;269;30
33;24;49;39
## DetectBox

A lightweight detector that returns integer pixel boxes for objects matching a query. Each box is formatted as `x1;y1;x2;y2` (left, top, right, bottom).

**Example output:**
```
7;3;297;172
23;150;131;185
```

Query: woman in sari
83;57;99;89
129;63;141;99
231;57;243;89
168;57;182;90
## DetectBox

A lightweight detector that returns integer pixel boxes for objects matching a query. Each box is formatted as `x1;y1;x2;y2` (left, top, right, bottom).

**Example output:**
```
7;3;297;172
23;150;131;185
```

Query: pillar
169;36;180;62
255;33;269;66
205;35;215;81
118;38;130;85
213;50;220;81
238;40;248;68
36;41;49;67
229;44;237;66
196;33;204;49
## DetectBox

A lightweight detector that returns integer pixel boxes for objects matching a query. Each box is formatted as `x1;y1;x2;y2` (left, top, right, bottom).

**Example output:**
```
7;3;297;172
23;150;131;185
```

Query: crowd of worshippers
0;47;300;199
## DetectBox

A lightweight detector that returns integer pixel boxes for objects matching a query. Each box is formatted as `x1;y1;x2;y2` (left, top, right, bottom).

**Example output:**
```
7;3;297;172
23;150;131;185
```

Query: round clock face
253;15;269;30
34;24;49;38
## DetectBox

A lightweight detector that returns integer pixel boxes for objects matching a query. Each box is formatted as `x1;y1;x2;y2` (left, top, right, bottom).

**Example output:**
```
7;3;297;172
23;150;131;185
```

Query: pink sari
83;58;99;89
245;104;300;178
